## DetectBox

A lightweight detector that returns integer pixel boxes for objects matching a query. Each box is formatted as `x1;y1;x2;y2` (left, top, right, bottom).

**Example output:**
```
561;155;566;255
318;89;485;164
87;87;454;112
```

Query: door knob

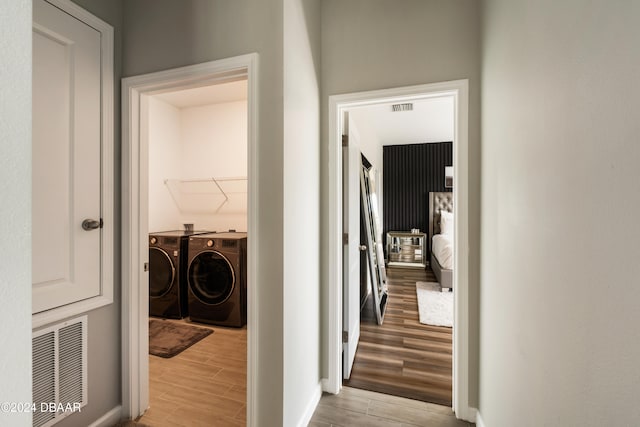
82;218;103;231
359;245;367;251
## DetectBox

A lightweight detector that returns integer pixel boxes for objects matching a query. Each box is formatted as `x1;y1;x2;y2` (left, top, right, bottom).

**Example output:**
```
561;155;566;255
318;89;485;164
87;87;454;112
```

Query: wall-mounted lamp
445;166;453;188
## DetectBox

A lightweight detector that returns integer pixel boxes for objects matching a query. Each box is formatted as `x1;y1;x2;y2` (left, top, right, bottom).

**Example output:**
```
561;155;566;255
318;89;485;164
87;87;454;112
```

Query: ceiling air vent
391;103;413;112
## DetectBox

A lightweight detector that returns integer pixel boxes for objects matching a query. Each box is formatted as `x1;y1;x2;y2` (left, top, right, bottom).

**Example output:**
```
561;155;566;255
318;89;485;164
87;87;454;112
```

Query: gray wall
320;0;482;406
122;1;286;424
0;1;32;425
56;1;125;426
283;0;322;424
480;1;640;425
0;1;124;426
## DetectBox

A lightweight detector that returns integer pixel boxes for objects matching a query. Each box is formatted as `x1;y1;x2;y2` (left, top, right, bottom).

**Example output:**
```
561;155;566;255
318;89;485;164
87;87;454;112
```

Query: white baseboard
87;405;122;427
296;384;322;427
476;411;486;427
321;377;341;394
469;407;478;422
456;405;477;423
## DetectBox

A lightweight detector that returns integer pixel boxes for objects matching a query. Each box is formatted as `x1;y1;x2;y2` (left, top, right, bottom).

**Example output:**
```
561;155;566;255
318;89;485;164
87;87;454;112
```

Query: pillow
439;210;454;235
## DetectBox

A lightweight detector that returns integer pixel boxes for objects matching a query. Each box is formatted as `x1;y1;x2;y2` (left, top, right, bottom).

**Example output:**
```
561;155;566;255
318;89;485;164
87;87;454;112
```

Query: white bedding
432;233;453;270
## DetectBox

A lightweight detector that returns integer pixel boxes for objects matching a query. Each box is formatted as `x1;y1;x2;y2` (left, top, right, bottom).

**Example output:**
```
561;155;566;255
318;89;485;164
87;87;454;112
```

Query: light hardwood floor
344;266;454;406
309;386;472;427
136;319;247;427
133;265;456;427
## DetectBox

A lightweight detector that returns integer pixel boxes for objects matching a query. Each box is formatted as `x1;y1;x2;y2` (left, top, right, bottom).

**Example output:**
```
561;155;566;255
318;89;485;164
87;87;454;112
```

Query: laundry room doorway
121;55;259;425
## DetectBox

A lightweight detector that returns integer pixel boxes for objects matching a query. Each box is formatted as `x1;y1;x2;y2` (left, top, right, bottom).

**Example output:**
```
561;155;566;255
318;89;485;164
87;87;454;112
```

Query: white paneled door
32;0;102;314
342;114;361;379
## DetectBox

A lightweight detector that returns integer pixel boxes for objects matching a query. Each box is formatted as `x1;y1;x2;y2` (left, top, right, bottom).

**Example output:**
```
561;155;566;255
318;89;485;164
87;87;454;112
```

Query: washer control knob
150;237;157;245
207;240;214;247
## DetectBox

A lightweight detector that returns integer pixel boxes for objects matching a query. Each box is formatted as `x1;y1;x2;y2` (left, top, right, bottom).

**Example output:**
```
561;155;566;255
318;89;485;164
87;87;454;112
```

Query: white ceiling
154;81;451;144
155;79;248;109
349;96;454;146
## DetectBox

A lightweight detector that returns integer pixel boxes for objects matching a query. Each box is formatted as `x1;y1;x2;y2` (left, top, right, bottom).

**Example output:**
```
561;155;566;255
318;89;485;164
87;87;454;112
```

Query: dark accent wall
383;142;452;240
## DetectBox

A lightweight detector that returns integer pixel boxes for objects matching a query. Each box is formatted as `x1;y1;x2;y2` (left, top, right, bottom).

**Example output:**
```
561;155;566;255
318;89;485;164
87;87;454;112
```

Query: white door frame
325;80;475;421
121;54;259;424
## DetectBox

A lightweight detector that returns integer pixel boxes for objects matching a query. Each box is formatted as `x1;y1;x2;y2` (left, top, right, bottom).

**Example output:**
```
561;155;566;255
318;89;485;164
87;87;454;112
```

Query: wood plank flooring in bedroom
344;266;453;407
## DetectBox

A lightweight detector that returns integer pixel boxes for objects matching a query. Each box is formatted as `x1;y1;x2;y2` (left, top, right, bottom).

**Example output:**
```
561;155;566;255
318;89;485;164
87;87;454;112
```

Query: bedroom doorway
326;80;474;421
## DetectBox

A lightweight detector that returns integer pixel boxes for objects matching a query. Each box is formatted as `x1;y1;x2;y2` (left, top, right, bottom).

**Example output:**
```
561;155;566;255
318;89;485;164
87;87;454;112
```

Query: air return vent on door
32;316;88;427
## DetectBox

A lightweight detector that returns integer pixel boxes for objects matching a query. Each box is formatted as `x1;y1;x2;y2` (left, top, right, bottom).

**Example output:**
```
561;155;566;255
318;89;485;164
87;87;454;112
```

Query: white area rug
416;281;453;327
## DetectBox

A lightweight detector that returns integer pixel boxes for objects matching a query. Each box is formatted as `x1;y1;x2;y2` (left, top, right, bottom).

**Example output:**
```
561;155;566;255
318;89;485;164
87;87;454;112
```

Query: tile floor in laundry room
137;319;247;427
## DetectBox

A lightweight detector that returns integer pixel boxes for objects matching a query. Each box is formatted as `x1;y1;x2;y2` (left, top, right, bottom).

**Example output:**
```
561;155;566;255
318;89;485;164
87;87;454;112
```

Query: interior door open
342;114;361;380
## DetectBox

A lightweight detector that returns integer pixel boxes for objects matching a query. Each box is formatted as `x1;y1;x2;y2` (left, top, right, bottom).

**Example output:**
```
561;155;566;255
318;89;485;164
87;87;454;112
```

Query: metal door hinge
342;135;348;147
343;233;349;245
342;331;348;343
143;262;149;272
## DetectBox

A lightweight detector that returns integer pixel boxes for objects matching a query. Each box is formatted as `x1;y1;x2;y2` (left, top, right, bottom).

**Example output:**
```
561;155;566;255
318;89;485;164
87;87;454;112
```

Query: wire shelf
164;177;247;214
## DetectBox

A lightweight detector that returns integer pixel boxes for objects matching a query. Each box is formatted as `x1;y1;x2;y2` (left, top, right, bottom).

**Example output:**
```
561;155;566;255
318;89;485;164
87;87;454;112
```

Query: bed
428;192;453;290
